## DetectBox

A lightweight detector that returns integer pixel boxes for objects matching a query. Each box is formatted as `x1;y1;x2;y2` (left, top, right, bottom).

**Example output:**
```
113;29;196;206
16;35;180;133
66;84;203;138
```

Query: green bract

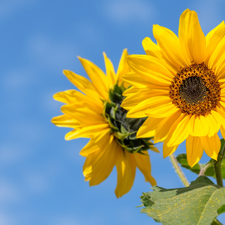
103;83;154;154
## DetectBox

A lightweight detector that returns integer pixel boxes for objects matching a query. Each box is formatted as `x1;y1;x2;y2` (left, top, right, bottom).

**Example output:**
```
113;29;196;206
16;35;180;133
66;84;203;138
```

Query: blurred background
1;0;225;224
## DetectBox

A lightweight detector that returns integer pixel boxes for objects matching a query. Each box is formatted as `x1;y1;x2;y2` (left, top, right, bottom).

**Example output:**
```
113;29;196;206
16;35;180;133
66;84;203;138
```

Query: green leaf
176;153;202;174
140;176;225;225
176;139;225;178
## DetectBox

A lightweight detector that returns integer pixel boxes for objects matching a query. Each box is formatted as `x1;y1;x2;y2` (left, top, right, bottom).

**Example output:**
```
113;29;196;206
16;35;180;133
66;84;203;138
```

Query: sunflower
51;49;158;198
121;9;225;167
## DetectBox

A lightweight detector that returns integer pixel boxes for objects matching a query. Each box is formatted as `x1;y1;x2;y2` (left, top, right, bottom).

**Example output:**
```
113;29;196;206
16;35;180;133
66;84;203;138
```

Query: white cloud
104;0;157;23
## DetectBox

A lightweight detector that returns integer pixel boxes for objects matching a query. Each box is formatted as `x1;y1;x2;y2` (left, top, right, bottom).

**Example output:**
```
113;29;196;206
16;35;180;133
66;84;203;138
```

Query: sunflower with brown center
51;49;158;198
122;9;225;167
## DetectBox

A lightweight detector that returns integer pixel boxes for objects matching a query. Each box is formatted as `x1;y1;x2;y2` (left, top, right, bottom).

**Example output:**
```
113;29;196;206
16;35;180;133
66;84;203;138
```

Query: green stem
169;154;190;187
214;143;225;187
214;159;223;187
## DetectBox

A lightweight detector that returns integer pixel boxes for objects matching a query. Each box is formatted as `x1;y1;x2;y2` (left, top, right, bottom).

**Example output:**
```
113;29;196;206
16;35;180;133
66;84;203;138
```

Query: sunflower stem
213;143;225;187
169;154;189;187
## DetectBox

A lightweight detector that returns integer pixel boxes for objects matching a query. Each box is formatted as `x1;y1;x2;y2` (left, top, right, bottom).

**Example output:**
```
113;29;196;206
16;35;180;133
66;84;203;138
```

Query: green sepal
113;131;129;140
109;82;125;103
140;176;225;225
176;138;225;178
103;83;156;154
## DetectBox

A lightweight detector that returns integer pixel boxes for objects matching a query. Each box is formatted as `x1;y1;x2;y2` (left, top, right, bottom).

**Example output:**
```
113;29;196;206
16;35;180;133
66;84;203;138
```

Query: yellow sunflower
51;49;157;198
122;9;225;167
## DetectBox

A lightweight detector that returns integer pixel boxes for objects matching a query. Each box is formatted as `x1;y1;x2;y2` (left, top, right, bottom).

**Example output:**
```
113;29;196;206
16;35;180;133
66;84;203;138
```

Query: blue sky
1;0;225;224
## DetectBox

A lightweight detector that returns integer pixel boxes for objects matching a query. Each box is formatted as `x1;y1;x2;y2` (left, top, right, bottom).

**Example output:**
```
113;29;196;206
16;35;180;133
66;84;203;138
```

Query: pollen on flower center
169;62;221;116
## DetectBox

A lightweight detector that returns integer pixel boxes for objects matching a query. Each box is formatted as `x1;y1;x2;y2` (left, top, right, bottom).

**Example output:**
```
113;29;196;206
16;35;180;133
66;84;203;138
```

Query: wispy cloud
103;0;157;23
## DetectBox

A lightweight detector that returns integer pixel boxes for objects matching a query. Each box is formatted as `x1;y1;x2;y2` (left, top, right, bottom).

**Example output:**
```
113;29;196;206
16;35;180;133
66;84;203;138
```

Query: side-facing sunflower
122;9;225;167
51;49;158;198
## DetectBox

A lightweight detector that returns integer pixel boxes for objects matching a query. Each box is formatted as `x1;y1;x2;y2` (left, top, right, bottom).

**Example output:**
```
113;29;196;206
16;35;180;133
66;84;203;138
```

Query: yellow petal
206;21;225;46
133;151;156;186
78;57;109;99
122;72;153;88
80;140;100;157
201;134;220;160
142;37;162;59
137;117;163;138
186;136;203;167
80;130;111;157
103;52;117;88
127;96;172;118
83;139;118;186
208;35;225;70
221;126;225;139
63;70;99;99
163;138;178;158
115;150;136;198
205;112;221;137
154;110;181;143
205;21;225;64
213;52;225;80
123;85;169;97
167;114;191;147
127;55;173;85
121;88;168;111
53;90;83;104
65;124;110;140
153;24;189;70
179;9;206;64
117;49;130;87
61;104;104;125
145;102;179;118
189;115;209;136
51;114;79;128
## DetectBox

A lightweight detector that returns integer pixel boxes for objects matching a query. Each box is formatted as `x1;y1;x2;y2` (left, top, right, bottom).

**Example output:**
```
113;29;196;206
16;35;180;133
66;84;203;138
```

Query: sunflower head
52;49;157;198
121;9;225;167
103;82;154;154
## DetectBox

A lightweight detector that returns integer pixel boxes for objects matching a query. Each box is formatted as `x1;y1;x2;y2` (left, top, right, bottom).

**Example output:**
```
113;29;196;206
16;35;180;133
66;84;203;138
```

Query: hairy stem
199;163;211;176
169;154;190;187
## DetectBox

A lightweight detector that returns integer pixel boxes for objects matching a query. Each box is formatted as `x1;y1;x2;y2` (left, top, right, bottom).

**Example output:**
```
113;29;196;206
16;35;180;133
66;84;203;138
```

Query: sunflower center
169;62;221;116
179;76;207;104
